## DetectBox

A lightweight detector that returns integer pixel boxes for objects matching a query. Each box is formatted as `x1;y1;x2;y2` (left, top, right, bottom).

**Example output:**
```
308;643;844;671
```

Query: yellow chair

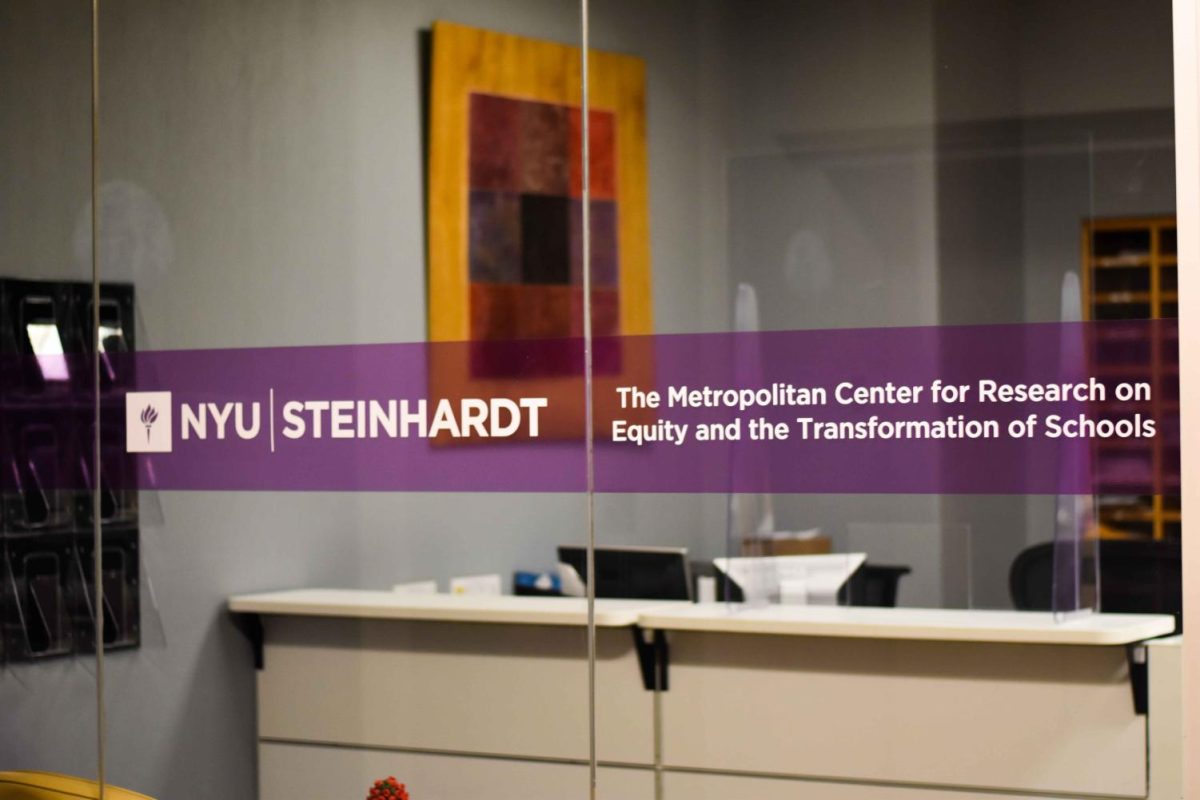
0;772;153;800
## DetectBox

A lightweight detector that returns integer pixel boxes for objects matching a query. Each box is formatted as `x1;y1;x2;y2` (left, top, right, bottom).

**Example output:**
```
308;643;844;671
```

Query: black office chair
1009;539;1182;632
840;564;911;607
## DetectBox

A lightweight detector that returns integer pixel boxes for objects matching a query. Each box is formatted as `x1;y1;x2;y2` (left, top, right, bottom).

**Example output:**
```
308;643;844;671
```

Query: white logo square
126;391;173;453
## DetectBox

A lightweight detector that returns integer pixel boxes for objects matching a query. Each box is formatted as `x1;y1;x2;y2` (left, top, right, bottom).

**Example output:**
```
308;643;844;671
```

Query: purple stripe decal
1;321;1177;494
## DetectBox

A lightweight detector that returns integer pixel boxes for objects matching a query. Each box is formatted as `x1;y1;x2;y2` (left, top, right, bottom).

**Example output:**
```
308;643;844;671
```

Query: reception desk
228;591;1178;800
228;590;676;800
639;604;1179;800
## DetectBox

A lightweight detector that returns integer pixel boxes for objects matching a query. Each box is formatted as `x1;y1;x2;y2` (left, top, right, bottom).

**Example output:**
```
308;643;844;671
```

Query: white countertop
636;603;1176;645
230;590;1174;644
228;588;686;627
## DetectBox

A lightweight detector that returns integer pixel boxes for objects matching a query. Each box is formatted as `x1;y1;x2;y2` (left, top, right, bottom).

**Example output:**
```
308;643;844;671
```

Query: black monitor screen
557;545;692;601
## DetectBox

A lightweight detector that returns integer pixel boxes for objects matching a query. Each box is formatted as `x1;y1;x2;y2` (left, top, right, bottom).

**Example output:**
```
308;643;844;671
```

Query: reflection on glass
25;321;69;382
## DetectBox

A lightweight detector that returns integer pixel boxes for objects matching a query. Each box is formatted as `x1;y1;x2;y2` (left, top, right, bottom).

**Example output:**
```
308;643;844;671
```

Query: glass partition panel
588;1;1178;798
0;0;102;788
91;3;595;799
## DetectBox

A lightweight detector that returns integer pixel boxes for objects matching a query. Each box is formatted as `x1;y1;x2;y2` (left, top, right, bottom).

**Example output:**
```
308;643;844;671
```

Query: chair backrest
0;771;154;800
1009;539;1182;631
839;564;912;607
1009;543;1057;611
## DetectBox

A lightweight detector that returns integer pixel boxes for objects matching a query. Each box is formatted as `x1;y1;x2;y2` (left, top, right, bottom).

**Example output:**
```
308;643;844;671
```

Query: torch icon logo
126;391;172;453
140;405;158;442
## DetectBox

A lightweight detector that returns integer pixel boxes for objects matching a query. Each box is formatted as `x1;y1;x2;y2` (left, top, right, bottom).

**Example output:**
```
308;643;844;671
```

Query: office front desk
229;591;1178;800
227;590;676;800
639;605;1179;800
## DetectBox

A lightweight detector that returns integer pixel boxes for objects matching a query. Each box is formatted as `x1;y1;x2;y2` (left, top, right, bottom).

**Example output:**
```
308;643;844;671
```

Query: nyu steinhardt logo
123;391;549;455
126;391;173;453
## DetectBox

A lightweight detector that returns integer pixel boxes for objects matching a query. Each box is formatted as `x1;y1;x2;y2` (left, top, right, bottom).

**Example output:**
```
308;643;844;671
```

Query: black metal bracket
1128;643;1148;715
231;612;264;670
632;626;668;691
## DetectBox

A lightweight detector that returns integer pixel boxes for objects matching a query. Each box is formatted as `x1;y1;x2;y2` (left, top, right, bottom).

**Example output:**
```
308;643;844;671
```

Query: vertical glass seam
580;1;597;798
90;0;107;796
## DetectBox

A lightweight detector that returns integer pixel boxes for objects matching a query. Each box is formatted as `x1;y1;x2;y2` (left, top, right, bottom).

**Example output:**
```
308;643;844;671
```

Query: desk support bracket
632;626;669;692
231;612;265;670
1128;643;1148;715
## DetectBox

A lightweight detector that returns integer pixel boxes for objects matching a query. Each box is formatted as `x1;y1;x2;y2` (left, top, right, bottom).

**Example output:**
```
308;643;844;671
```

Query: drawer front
257;617;653;765
660;632;1145;797
664;770;1080;800
260;740;655;800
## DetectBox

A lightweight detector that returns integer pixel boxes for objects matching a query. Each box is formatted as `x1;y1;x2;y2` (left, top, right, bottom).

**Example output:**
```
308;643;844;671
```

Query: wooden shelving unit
1081;216;1180;540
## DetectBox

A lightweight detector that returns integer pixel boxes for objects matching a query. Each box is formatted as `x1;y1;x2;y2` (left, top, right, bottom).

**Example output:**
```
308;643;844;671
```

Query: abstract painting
427;21;652;437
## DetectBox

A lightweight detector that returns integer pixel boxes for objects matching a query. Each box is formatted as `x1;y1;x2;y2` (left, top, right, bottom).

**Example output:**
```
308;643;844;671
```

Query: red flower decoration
367;776;410;800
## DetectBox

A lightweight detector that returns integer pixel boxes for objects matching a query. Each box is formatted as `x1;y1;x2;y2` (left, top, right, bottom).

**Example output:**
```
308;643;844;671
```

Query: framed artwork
427;21;652;438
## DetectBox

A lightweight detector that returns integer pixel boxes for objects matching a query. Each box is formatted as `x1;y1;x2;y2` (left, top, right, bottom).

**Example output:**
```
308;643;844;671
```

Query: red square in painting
518;101;570;195
514;284;576;340
470;284;576;341
570;286;620;338
569;108;616;200
470;283;521;341
469;94;521;191
570;287;622;375
470;285;581;378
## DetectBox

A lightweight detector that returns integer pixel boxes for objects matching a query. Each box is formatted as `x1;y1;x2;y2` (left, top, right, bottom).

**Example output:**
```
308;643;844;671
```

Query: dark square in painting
520;194;571;285
469;191;521;283
469;94;521;191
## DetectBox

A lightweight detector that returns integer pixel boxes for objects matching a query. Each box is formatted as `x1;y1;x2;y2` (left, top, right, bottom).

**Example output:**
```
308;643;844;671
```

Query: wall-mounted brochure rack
0;278;140;665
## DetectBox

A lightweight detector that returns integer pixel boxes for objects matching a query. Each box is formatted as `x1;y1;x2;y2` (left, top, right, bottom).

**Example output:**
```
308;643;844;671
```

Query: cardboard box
740;535;832;557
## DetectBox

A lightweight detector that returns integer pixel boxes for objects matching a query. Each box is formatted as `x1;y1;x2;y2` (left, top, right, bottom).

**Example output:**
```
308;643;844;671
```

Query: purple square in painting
469;190;521;283
569;200;619;287
470;94;521;191
470;338;582;379
592;337;622;375
518;101;570;195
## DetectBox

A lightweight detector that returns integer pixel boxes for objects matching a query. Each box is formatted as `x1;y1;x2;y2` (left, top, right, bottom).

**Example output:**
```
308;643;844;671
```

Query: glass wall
590;0;1176;614
586;1;1179;798
0;2;1185;799
0;0;104;788
92;3;596;798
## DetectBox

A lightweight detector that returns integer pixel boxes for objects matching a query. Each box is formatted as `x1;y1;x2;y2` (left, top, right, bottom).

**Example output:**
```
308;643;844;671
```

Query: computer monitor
556;545;692;601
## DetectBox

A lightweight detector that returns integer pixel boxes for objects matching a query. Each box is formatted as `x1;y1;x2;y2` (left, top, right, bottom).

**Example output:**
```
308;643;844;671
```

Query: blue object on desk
513;570;562;596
